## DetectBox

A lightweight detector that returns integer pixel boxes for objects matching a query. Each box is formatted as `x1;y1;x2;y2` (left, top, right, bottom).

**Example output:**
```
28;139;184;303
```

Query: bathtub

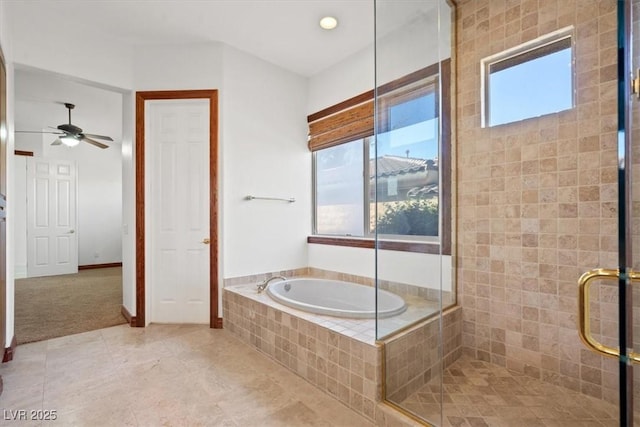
266;278;407;319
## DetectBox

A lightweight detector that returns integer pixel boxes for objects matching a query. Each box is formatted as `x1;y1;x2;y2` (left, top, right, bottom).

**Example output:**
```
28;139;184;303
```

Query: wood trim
378;240;441;254
135;90;220;329
308;236;374;249
440;58;452;256
2;335;16;363
78;262;123;270
135;93;145;327
307;236;441;254
14;150;34;157
121;305;136;327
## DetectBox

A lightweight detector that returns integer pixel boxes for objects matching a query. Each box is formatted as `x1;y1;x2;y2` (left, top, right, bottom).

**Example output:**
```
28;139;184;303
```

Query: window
481;27;574;127
309;62;451;252
372;79;439;239
315;140;364;236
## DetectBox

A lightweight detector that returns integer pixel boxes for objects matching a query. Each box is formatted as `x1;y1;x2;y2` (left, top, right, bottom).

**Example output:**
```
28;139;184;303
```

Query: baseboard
14;264;27;279
121;306;217;329
3;336;17;363
79;262;123;270
121;305;136;327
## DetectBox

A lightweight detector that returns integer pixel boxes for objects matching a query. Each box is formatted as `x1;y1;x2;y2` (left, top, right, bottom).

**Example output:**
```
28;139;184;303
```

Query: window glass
315;140;364;236
483;33;574;127
371;86;439;237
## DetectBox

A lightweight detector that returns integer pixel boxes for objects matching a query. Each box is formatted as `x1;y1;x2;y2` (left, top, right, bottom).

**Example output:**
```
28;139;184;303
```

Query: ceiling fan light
60;135;80;147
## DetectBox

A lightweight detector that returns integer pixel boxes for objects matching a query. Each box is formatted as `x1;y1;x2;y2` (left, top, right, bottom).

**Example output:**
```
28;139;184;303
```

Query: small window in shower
481;27;575;127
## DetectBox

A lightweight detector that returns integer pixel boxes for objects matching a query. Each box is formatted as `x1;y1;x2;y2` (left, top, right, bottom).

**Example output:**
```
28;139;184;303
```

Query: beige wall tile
456;0;625;405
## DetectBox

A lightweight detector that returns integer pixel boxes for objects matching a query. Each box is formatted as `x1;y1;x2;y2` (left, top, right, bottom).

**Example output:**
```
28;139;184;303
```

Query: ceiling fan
16;103;113;149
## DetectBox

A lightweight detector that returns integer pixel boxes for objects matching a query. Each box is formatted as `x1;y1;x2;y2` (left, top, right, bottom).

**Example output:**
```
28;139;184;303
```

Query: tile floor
3;323;634;427
0;324;375;426
397;355;639;427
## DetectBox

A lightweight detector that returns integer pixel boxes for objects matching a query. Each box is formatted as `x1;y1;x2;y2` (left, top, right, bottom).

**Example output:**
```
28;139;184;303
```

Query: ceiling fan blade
15;130;64;135
81;136;109;149
51;138;62;146
83;133;113;141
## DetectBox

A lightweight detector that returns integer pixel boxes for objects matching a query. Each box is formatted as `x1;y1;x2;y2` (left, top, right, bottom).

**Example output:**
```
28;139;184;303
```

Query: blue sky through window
374;92;439;160
489;47;572;126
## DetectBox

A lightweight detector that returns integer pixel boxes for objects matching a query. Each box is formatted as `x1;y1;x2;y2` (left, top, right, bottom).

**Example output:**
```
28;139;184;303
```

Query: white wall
121;92;135;316
221;45;310;278
309;244;452;291
133;43;309;317
1;0;16;347
13;157;26;278
307;1;453;290
6;2;133;90
133;43;224;92
375;1;451;85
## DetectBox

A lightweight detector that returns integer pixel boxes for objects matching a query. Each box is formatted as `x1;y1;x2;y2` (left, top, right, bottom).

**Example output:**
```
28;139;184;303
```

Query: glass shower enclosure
373;0;455;425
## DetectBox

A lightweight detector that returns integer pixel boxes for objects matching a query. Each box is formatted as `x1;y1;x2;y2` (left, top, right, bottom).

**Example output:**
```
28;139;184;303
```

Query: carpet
14;267;127;344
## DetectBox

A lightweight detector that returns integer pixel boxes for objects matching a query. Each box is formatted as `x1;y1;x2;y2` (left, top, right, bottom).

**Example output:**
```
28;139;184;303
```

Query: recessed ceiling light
320;16;338;30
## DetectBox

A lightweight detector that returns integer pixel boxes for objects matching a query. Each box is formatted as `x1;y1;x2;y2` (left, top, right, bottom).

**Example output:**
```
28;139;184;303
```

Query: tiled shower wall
455;0;634;404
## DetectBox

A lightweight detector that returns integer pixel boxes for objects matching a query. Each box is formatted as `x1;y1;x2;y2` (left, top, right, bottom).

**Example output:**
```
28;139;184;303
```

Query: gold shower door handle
202;238;211;244
578;268;640;363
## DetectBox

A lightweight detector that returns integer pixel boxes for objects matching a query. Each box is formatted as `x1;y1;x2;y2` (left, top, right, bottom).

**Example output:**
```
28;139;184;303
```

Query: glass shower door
373;0;454;425
580;2;638;425
630;1;640;424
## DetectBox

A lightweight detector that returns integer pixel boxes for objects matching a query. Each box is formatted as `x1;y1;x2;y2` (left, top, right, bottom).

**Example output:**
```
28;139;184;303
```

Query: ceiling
7;0;382;78
9;0;444;145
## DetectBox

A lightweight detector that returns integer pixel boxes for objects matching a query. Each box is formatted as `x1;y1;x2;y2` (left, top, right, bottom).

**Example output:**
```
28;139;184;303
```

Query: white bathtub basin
266;278;407;319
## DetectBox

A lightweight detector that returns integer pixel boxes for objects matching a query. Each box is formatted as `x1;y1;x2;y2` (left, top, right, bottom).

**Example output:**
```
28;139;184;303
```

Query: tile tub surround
224;283;462;426
455;0;632;405
385;306;463;404
224;268;453;339
224;285;382;422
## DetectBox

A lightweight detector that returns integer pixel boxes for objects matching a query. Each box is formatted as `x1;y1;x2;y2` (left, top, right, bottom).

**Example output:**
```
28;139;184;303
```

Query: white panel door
26;158;78;277
148;99;210;324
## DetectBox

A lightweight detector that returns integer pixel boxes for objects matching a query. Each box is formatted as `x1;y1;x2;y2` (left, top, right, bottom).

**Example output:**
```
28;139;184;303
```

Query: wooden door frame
135;90;221;328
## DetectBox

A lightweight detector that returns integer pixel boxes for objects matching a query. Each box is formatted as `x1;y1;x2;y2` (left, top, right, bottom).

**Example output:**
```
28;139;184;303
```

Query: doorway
135;90;220;328
13;67;125;344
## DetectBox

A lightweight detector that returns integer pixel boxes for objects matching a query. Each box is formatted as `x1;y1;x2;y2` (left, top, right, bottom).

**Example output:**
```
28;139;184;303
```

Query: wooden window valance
307;92;374;152
307;61;444;152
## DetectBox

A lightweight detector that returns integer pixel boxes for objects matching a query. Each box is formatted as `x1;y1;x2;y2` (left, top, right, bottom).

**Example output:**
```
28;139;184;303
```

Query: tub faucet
257;275;286;293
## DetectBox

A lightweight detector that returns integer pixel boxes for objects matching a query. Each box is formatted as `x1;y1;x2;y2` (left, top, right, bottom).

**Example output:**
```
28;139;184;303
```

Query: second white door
147;99;210;324
26;158;78;277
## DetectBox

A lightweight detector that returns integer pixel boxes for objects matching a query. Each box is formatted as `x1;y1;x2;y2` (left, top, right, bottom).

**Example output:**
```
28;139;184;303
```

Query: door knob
68;229;75;234
202;238;211;244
